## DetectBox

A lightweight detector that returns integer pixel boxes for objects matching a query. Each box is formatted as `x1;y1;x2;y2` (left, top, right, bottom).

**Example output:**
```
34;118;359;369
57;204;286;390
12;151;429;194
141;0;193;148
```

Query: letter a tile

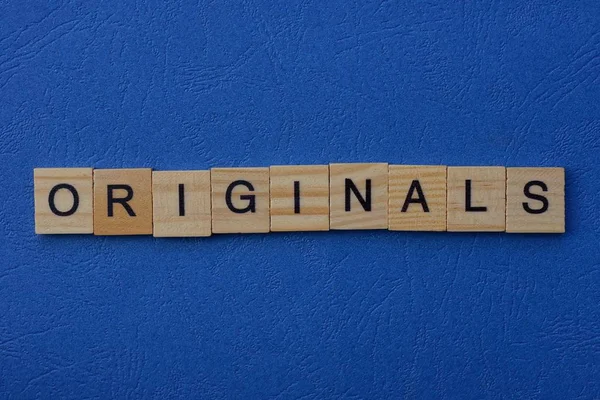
93;169;153;235
34;168;93;234
330;163;388;230
211;167;269;233
506;167;565;233
152;171;212;237
388;165;447;231
447;167;505;232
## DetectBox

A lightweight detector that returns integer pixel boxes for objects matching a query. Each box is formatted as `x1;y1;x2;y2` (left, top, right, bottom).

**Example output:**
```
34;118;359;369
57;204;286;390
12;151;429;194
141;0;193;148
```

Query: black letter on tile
48;184;79;217
523;180;549;214
402;180;429;212
226;180;256;214
294;181;301;214
345;179;371;212
107;185;136;217
178;184;185;217
465;179;487;212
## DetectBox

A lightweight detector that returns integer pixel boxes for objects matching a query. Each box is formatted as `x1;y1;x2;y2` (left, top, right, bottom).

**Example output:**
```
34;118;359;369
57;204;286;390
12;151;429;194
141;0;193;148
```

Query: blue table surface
1;1;599;399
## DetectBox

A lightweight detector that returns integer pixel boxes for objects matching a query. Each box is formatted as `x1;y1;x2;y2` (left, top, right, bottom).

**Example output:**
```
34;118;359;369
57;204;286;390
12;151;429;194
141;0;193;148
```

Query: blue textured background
2;1;599;398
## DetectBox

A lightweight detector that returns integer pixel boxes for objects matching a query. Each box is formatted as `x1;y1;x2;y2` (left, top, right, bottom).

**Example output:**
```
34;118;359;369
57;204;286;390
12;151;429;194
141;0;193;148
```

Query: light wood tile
211;167;269;233
506;167;565;233
389;165;446;231
93;169;153;235
447;167;506;232
329;163;388;230
270;165;329;232
152;171;211;237
34;168;93;234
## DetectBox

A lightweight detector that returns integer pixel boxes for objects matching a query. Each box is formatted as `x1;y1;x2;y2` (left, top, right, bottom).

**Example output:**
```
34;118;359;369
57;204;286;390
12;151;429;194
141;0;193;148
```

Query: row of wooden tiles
34;164;565;236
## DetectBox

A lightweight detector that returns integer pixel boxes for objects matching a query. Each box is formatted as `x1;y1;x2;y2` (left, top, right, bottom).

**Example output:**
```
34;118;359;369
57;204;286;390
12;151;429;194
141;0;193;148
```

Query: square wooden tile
211;167;270;233
152;171;212;237
447;167;506;232
270;165;329;232
506;167;565;233
329;163;388;230
93;169;153;235
389;165;446;231
34;168;93;234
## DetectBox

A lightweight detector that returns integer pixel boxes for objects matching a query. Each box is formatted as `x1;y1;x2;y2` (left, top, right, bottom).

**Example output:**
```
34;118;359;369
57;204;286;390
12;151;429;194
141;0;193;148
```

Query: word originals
34;164;565;236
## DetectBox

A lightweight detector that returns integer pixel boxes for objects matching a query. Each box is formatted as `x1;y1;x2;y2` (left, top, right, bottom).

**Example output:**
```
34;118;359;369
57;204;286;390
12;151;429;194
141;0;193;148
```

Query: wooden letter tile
389;165;446;231
34;168;93;234
330;163;388;230
447;167;506;232
211;167;269;233
506;167;565;233
270;165;329;232
93;169;153;235
152;171;212;237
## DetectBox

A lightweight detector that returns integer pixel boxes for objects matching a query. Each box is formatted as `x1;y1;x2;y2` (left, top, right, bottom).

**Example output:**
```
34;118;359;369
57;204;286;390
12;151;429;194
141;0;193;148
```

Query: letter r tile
211;167;270;234
93;169;153;235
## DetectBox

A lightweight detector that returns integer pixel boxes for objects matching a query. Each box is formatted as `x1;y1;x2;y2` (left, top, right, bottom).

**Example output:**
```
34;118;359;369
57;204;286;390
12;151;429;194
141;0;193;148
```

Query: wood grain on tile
506;167;565;233
211;167;269;233
447;167;506;232
152;171;211;237
34;168;93;234
329;163;388;230
389;165;446;231
93;169;153;235
270;165;329;232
